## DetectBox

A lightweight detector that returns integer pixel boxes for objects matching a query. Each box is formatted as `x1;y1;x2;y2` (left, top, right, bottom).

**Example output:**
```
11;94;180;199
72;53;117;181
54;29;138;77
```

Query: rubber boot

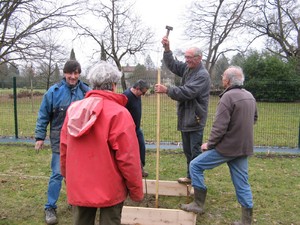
232;207;253;225
180;188;206;214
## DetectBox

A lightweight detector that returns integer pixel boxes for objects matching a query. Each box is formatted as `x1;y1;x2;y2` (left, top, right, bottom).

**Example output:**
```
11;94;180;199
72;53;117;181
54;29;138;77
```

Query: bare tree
35;32;66;90
245;0;300;69
74;0;155;90
183;0;252;75
144;55;155;71
0;0;86;65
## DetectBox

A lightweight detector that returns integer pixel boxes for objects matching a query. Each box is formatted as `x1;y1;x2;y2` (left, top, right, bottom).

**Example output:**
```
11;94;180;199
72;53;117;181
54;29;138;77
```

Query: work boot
180;188;207;214
45;208;58;225
142;167;149;178
232;207;253;225
177;177;191;184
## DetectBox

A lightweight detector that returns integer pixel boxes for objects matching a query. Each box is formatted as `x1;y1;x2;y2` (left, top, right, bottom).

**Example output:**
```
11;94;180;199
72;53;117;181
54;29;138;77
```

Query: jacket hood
67;90;128;137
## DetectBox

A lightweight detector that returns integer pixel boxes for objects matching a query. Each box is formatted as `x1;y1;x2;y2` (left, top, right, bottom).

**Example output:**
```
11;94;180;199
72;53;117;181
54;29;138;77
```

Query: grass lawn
0;143;300;225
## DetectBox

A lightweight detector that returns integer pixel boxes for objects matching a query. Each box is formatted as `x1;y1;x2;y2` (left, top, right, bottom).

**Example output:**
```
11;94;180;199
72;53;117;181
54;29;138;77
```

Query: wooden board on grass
121;206;197;225
143;179;193;196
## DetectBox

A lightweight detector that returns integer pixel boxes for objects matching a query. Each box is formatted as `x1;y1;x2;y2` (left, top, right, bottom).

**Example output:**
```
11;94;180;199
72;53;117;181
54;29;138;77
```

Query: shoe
142;168;149;178
177;177;191;184
67;204;72;211
45;208;58;225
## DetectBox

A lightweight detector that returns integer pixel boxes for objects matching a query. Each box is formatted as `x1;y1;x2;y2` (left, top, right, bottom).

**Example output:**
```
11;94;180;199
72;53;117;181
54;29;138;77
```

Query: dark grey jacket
207;86;258;157
163;51;211;132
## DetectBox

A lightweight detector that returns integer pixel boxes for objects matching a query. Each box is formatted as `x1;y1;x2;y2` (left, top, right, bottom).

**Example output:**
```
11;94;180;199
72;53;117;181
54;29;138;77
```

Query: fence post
13;77;18;139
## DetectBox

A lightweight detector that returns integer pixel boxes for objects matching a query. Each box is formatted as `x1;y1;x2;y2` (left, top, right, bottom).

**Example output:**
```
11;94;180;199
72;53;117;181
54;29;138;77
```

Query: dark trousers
137;128;146;167
181;130;203;178
73;202;124;225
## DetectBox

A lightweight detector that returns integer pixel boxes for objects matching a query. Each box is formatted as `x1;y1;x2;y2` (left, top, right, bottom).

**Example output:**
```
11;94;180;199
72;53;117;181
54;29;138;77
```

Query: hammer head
165;25;173;37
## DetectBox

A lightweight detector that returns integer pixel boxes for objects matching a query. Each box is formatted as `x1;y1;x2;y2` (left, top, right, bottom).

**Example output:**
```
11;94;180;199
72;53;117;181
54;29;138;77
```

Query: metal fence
0;77;299;148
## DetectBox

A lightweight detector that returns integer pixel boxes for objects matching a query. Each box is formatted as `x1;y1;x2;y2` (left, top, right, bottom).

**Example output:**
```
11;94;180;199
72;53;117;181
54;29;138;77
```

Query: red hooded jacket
60;90;143;207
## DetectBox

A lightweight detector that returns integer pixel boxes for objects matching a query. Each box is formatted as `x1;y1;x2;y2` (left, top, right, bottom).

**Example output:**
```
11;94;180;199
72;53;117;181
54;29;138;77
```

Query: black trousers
73;202;124;225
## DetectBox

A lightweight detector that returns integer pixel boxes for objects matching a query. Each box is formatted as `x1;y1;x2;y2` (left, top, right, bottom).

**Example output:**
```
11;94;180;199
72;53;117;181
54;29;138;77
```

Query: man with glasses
123;80;150;177
155;36;211;184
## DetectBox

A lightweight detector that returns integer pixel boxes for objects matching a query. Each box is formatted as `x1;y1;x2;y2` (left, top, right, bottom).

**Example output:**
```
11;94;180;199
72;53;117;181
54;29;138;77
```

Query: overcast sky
71;0;194;69
134;0;196;64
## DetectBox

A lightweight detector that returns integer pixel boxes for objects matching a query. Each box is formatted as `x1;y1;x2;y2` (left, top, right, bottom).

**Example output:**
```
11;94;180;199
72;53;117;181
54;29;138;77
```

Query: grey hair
192;47;203;57
87;61;122;90
224;66;245;86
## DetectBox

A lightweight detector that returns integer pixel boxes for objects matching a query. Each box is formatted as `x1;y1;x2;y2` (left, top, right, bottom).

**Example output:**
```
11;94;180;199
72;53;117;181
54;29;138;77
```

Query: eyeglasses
184;55;199;60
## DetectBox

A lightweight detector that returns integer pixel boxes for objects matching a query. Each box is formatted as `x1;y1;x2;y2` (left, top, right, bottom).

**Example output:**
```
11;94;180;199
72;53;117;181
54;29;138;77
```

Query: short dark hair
133;80;149;89
63;60;81;74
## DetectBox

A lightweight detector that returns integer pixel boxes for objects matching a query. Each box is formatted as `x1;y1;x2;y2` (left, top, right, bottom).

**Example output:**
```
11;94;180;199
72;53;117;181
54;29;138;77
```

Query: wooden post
155;69;161;208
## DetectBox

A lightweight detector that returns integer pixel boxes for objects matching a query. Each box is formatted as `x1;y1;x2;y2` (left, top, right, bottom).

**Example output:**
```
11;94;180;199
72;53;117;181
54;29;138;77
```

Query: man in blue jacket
155;36;211;184
34;60;90;225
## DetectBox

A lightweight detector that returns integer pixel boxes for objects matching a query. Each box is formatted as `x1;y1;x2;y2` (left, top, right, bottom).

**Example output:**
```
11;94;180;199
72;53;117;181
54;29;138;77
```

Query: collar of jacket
85;90;128;107
59;78;80;90
219;85;243;98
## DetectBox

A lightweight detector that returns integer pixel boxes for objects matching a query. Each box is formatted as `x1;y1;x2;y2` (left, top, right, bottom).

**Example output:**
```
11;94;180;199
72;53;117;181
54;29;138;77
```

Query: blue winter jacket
35;78;90;153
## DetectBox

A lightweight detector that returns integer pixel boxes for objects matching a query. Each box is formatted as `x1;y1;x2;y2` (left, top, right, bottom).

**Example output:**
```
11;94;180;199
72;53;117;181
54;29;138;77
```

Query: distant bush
245;79;300;102
9;90;44;98
234;51;300;102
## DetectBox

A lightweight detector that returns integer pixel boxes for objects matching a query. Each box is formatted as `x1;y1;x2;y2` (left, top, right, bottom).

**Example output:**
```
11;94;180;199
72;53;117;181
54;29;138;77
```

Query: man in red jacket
60;61;144;225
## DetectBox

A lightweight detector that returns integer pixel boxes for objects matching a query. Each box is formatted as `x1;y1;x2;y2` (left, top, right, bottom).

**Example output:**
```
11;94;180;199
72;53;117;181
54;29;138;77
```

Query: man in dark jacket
155;36;211;184
180;66;258;225
35;60;90;225
123;80;150;177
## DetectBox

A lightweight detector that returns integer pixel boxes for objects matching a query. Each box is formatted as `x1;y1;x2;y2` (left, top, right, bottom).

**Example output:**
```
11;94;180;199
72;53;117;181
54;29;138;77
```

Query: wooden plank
121;206;197;225
143;179;193;196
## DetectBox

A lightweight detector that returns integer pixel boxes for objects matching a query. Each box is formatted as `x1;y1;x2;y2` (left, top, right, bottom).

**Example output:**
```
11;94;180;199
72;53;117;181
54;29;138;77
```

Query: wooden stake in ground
155;68;161;208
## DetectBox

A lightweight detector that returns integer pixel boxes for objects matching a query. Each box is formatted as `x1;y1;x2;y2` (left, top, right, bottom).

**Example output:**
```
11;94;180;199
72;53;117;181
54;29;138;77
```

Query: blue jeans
45;152;63;209
181;130;203;178
137;128;146;167
190;149;253;208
